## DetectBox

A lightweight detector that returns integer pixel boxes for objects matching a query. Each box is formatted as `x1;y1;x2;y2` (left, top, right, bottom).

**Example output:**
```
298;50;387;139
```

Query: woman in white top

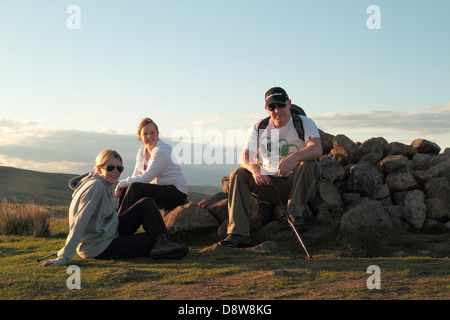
115;118;188;212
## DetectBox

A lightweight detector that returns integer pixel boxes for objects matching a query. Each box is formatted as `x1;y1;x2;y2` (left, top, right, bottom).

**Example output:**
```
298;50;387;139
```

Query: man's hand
277;154;297;177
251;170;271;186
277;138;322;177
240;149;271;186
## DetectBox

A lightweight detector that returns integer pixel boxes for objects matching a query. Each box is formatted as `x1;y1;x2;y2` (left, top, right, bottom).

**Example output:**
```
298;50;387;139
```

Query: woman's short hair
95;149;122;171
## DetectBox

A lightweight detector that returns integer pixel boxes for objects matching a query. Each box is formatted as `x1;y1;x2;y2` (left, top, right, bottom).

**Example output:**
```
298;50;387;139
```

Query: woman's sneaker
218;234;251;248
150;234;189;259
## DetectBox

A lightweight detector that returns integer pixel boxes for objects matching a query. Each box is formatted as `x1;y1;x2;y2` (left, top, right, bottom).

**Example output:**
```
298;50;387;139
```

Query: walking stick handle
37;252;58;262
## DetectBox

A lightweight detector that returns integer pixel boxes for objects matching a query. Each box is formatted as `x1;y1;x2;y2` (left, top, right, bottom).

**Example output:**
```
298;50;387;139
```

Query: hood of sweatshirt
69;172;93;191
68;172;112;197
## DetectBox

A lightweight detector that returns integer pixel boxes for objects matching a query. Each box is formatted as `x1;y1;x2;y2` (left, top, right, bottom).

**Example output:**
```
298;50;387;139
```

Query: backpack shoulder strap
257;116;270;130
291;113;305;141
257;114;305;143
256;116;271;152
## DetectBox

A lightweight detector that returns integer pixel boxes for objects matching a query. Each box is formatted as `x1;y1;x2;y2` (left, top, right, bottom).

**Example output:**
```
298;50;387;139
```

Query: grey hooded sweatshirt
51;172;119;266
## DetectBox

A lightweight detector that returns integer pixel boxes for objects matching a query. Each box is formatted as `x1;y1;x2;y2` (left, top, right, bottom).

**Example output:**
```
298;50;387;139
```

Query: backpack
257;104;307;154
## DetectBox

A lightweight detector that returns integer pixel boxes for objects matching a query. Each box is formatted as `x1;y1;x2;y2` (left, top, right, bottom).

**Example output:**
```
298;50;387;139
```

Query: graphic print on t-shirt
257;117;305;176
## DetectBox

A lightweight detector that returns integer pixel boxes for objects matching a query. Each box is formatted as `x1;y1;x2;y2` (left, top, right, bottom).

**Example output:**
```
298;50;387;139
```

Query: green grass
0;206;449;300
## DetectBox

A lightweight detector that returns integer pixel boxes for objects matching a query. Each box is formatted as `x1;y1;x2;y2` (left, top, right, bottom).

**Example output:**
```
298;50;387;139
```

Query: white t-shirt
118;139;188;194
243;115;320;176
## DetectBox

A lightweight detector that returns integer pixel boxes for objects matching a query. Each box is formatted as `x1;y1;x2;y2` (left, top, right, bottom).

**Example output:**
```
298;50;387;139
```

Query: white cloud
314;102;450;136
0;154;89;174
194;115;220;127
0;128;139;176
240;112;261;125
1;102;449;184
0;118;55;145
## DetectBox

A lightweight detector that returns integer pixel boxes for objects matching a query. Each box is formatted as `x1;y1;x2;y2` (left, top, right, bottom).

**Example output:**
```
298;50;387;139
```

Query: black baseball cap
265;87;289;107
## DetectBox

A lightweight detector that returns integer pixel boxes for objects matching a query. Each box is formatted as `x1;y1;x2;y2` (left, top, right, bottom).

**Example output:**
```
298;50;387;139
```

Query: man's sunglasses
266;104;286;112
104;165;124;173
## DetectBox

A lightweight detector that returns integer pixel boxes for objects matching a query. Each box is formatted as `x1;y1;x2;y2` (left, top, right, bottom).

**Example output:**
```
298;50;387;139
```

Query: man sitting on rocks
219;87;323;248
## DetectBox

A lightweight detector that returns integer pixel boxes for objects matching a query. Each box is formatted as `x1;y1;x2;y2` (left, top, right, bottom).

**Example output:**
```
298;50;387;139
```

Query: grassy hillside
1;215;449;300
0;166;76;206
0;166;221;206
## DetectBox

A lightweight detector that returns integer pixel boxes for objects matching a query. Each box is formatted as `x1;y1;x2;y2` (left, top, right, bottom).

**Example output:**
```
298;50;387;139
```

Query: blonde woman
40;149;188;267
115;118;188;212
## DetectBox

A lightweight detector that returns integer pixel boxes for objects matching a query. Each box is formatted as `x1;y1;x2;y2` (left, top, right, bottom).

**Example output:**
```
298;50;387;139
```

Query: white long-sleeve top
118;139;188;194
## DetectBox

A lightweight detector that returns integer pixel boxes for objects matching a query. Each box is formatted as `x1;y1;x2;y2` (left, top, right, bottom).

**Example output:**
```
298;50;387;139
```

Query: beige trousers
226;160;321;236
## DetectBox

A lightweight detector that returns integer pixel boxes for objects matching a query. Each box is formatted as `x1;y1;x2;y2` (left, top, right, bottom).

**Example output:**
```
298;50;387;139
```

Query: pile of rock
163;192;273;238
314;135;450;231
163;134;450;236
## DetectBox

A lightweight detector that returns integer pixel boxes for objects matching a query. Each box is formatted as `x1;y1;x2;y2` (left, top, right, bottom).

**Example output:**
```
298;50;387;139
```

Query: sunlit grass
0;199;51;237
0;204;449;300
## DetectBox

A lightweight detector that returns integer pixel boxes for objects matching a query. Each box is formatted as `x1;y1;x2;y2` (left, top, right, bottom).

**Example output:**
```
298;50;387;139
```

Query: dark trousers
118;182;187;212
95;197;167;260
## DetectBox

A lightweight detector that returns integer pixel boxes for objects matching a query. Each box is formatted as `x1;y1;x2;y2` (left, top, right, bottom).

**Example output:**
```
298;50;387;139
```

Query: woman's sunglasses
266;103;286;112
104;165;124;173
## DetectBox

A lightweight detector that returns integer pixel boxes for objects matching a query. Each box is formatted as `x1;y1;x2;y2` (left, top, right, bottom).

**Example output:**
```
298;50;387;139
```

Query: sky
1;0;449;186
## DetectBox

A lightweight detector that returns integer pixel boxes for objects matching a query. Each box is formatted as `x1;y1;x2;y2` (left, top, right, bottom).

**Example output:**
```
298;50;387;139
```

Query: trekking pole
269;180;312;259
37;251;58;262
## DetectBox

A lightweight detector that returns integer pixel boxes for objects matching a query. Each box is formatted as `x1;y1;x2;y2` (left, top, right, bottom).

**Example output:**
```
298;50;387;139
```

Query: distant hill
0;166;222;207
185;185;223;203
0;166;76;206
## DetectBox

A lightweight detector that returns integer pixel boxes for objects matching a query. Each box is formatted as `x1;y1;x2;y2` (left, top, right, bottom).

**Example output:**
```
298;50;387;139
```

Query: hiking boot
218;234;251;248
290;215;307;233
150;234;189;259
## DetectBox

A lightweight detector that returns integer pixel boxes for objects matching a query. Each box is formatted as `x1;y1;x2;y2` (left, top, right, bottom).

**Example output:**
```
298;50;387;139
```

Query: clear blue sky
1;0;449;185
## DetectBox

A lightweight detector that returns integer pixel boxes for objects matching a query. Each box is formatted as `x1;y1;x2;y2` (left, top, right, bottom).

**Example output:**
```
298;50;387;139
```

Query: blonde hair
94;149;122;172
